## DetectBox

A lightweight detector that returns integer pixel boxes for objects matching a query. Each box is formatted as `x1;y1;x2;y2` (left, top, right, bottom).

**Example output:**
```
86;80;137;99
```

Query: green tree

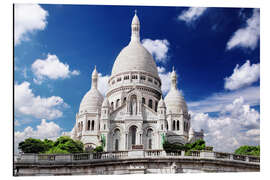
234;145;260;156
163;139;207;153
44;147;69;154
18;136;85;154
18;138;46;153
93;146;104;153
43;139;54;152
48;136;84;154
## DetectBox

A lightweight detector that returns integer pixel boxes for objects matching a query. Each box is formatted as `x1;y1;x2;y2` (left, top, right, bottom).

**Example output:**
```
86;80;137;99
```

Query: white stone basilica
70;12;204;151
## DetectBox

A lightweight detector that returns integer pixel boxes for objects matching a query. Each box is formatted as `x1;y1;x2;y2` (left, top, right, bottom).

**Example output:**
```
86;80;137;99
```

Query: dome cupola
164;67;188;114
110;11;160;81
79;66;104;113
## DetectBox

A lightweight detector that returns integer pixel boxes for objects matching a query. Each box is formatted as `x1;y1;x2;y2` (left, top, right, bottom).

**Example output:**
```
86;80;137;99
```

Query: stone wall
14;150;260;176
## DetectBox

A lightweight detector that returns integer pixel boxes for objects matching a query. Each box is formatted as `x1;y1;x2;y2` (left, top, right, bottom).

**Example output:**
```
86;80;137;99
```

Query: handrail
15;150;260;164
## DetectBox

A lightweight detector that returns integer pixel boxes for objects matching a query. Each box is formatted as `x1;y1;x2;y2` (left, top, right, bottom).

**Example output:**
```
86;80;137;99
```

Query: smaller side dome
164;67;188;114
79;66;104;113
102;98;110;107
158;96;166;108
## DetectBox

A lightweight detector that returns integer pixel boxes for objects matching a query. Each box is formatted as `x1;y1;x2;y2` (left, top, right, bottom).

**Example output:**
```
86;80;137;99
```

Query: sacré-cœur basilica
69;12;204;152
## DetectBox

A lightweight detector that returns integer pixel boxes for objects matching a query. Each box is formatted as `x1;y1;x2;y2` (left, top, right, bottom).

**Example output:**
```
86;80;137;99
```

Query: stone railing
15;150;260;164
145;150;163;157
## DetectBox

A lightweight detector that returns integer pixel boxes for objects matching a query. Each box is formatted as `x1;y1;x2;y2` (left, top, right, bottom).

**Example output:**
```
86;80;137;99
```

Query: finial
94;65;96;70
172;66;175;72
135;9;137;15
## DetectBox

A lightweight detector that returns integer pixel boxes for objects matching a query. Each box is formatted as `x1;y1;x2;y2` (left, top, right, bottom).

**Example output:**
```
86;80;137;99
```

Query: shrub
234;145;260;156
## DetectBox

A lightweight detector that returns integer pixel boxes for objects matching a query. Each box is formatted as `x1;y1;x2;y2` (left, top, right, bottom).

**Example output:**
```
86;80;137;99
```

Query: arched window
177;121;180;130
155;101;158;112
149;139;152;149
115;139;119;151
87;120;90;130
111;102;114;110
123;97;127;104
104;124;106;130
91;121;95;131
116;99;120;108
129;126;137;145
161;124;163;130
114;129;121;151
173;120;176;131
166;121;168;130
147;129;153;137
149;99;153;109
142;97;145;104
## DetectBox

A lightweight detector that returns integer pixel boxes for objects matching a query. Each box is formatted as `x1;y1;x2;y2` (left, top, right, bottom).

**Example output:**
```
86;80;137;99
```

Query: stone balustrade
15;150;260;165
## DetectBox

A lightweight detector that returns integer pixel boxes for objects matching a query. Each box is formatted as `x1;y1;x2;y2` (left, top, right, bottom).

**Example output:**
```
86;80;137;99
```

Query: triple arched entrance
111;125;156;151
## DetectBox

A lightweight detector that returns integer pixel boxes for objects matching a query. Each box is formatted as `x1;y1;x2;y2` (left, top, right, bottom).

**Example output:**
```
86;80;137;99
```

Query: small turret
91;65;98;89
131;10;140;42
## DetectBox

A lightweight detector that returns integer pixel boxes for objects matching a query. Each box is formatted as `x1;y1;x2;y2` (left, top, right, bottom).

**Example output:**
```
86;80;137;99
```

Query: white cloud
157;66;172;95
178;7;207;23
142;39;169;63
14;119;62;153
188;86;259;113
224;60;260;90
98;73;109;96
15;81;67;120
32;54;80;84
227;9;260;50
15;4;48;45
190;97;260;153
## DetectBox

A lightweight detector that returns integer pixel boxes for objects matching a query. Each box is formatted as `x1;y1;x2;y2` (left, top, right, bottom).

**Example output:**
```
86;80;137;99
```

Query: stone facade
70;12;203;151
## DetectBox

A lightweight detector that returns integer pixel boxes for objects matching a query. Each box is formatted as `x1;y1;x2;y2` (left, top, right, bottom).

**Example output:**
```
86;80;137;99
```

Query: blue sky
14;4;260;152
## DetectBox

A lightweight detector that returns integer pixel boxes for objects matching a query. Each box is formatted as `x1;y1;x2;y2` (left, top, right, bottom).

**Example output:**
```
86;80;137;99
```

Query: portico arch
128;125;138;149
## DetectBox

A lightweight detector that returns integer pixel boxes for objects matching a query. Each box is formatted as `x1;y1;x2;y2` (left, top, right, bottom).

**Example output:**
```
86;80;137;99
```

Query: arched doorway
115;139;119;151
128;125;137;149
146;129;153;149
113;128;121;151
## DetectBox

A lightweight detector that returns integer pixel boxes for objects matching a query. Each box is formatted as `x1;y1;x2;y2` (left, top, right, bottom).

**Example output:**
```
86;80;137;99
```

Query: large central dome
111;42;159;78
111;13;159;80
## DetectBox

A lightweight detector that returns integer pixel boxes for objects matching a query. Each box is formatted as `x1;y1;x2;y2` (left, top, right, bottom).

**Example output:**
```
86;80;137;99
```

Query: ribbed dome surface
164;89;188;114
79;88;104;113
111;41;159;78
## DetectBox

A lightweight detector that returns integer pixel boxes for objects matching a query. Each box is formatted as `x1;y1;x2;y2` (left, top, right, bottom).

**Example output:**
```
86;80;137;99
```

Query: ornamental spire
91;66;98;89
171;67;177;90
131;10;140;42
